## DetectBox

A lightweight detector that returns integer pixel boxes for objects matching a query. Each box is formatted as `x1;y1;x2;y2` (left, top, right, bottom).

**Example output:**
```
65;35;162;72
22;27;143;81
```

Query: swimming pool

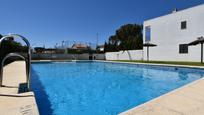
31;61;204;115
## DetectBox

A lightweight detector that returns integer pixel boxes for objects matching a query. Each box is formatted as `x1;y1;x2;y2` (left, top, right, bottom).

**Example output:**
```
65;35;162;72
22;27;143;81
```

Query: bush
104;24;143;52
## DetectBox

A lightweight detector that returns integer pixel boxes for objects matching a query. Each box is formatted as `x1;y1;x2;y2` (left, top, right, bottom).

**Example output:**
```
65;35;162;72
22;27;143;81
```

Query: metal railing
0;34;31;91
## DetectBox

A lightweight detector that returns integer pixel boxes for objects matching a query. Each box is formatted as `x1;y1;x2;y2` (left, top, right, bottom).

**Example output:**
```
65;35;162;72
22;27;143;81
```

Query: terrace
1;60;204;115
1;2;204;115
0;61;39;115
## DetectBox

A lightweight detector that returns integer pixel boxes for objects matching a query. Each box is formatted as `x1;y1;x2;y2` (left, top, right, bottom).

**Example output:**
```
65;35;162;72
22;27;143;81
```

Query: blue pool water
31;61;204;115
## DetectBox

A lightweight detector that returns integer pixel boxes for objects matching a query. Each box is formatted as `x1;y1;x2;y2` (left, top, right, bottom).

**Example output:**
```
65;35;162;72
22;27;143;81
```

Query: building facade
143;4;204;62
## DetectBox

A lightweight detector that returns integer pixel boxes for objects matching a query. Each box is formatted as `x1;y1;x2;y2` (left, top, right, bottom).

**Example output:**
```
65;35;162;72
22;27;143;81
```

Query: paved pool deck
0;61;39;115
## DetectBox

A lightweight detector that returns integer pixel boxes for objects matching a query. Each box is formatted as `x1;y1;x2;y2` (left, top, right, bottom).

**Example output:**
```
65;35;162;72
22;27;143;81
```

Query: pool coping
95;60;204;69
32;60;204;115
32;59;204;69
0;61;39;115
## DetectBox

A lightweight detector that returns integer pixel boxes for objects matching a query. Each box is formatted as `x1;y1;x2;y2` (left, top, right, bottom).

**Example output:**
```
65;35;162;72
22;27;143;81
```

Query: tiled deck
0;61;39;115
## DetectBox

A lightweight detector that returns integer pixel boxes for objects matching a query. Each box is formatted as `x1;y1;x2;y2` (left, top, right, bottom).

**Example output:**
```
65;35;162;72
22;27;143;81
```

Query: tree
104;42;108;52
104;24;143;52
34;47;45;53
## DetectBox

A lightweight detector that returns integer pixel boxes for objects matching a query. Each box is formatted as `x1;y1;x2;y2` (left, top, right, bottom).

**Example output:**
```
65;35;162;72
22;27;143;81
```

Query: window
179;44;188;54
181;21;187;30
145;26;151;42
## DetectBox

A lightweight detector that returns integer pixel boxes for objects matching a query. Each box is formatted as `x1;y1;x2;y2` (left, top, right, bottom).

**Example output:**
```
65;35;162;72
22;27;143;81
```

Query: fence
32;53;105;60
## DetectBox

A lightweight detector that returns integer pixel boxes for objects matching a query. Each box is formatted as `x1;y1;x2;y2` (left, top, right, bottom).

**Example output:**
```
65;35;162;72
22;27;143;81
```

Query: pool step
0;92;39;115
0;61;39;115
0;87;18;94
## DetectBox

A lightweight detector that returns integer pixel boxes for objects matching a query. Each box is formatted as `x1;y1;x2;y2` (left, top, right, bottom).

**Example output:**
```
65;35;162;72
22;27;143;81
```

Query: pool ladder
0;34;31;91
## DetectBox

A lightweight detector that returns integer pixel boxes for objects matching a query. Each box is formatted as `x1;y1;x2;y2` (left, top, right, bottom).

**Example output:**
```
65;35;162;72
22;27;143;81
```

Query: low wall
105;50;143;60
32;53;105;60
93;54;106;60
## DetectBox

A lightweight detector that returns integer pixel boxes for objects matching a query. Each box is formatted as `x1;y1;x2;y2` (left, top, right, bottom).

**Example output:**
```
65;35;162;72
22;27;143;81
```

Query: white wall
105;50;143;60
143;4;204;62
32;53;105;60
93;54;106;60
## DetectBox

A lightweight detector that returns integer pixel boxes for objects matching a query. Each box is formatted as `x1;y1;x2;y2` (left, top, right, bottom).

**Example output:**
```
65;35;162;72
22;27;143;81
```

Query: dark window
181;21;187;30
145;26;151;42
179;44;188;54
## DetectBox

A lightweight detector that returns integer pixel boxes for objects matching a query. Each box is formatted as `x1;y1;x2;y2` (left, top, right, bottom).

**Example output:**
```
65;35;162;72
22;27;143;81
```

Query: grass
112;60;204;66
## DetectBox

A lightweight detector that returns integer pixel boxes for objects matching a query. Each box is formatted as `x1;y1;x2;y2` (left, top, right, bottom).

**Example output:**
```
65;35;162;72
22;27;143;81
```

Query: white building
143;4;204;62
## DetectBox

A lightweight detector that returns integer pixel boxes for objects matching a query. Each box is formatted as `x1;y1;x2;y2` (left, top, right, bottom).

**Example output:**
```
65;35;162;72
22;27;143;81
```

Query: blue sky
0;0;204;47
